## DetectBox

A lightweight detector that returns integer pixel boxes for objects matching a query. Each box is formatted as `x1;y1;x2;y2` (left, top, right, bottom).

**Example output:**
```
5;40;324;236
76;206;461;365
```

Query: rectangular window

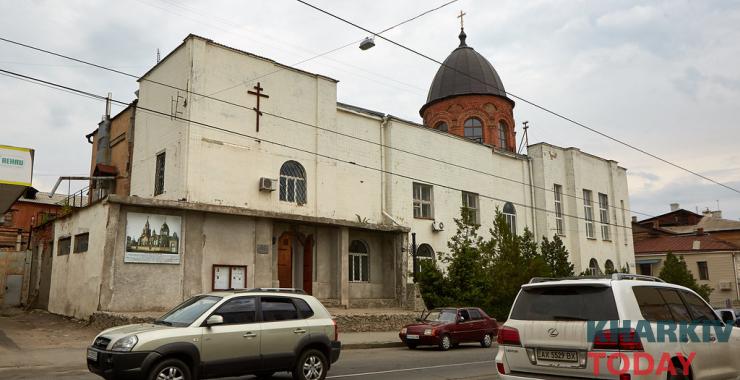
553;184;564;236
509;286;619;321
638;263;652;276
461;191;480;224
214;297;257;325
413;183;433;219
154;152;166;196
57;237;71;256
598;193;610;241
697;261;709;280
583;190;594;239
73;233;89;253
260;297;299;322
349;253;369;282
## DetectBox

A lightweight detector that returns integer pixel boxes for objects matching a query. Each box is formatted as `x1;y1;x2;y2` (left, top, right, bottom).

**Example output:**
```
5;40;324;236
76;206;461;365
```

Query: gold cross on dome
457;10;466;29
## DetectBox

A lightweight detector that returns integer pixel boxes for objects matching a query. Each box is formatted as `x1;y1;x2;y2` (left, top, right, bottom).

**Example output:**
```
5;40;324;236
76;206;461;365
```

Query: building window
598;193;610;241
416;243;435;274
73;233;89;253
435;121;448;132
605;259;615;273
462;191;479;224
554;184;564;236
697;261;709;280
588;258;600;275
154;152;166;196
349;240;369;282
583;190;595;239
638;263;652;276
57;236;71;256
503;202;516;235
463;117;483;143
498;121;508;149
413;183;433;219
279;161;307;204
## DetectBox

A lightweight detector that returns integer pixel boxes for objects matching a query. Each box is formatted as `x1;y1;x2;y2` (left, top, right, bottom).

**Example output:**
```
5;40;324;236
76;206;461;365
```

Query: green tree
540;235;575;277
658;252;713;301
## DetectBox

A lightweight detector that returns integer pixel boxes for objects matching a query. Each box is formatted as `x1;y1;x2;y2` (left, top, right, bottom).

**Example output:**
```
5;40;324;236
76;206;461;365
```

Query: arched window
349;240;369;282
415;244;435;275
279;161;306;204
498;121;509;149
464;118;483;143
605;259;615;274
503;202;516;235
589;258;601;276
435;121;448;132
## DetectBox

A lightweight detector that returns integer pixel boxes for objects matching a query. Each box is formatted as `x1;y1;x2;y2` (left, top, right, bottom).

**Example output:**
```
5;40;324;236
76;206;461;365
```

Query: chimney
711;210;722;219
631;216;637;223
95;93;112;165
696;227;704;235
670;203;680;212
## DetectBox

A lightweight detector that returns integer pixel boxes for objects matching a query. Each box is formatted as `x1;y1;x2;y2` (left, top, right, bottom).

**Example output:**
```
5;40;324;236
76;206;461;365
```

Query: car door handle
243;332;257;338
293;328;307;334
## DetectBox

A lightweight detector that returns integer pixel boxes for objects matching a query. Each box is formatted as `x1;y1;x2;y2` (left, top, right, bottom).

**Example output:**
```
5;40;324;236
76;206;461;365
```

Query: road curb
342;341;405;350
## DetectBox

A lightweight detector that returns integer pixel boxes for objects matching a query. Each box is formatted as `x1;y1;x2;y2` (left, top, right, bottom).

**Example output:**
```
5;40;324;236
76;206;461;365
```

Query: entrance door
302;236;313;295
277;233;293;288
4;275;22;306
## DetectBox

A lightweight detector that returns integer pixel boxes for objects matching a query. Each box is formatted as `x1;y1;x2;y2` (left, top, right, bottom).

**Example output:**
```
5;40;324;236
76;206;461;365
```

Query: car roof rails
611;273;665;283
528;276;607;284
240;288;307;294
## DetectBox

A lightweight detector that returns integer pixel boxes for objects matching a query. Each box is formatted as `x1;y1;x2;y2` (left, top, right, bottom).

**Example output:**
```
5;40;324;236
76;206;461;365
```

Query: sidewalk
341;331;403;349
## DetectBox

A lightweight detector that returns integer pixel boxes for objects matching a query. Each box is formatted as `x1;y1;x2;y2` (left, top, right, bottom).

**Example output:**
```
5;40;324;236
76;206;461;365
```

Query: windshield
510;286;619;321
155;295;222;327
423;309;458;323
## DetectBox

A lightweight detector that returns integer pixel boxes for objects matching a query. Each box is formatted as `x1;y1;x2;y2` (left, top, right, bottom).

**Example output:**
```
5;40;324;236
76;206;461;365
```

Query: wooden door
302;236;314;295
277;233;293;288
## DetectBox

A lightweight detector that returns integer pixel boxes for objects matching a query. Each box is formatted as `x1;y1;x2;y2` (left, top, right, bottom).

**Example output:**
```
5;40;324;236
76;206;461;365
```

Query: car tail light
592;328;643;351
332;319;339;342
496;362;506;374
497;326;521;346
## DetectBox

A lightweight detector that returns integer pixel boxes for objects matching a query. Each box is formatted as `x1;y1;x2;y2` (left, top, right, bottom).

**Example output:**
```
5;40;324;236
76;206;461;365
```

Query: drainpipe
526;156;537;239
380;115;402;227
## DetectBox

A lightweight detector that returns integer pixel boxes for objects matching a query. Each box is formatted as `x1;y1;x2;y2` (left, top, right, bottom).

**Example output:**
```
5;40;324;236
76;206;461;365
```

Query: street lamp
359;36;375;50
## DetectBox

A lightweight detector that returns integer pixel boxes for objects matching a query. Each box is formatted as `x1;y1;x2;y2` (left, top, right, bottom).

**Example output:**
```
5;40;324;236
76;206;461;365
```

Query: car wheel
255;372;275;379
406;343;418;349
438;334;452;351
293;349;328;380
149;358;191;380
480;334;493;348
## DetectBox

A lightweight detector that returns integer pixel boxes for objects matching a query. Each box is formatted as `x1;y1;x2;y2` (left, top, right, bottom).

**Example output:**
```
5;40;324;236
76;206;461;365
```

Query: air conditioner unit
432;220;445;232
718;281;733;291
259;177;278;192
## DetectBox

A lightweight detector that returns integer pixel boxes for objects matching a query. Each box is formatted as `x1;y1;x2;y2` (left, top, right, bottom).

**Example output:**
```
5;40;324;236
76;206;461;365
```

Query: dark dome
421;30;509;114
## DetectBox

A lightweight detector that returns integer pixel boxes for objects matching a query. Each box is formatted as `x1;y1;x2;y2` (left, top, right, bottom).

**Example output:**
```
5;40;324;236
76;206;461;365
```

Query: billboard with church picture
124;212;181;264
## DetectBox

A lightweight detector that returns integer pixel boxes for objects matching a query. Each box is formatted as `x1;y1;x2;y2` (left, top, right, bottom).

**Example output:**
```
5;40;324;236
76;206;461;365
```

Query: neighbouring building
634;204;740;307
47;31;636;319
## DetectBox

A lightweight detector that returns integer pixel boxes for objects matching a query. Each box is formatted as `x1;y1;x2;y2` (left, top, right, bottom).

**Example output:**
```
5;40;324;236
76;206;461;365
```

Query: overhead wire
294;0;740;196
0;36;654;218
0;67;636;231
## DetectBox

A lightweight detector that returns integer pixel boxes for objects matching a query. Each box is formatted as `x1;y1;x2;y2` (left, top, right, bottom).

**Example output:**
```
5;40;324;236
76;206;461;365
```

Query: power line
205;0;457;97
0;67;636;231
0;36;653;218
294;0;740;196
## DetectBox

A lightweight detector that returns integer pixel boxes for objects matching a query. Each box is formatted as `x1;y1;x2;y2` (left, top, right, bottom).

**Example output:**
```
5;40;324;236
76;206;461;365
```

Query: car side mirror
206;315;223;326
458;316;465;323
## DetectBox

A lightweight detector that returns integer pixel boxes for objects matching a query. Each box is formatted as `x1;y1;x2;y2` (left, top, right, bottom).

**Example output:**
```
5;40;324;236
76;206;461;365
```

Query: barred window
279;161;307;205
349;240;369;282
503;202;517;235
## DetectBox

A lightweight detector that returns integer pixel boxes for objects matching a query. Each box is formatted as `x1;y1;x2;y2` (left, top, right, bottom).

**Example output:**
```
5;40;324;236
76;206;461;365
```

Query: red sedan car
399;307;498;350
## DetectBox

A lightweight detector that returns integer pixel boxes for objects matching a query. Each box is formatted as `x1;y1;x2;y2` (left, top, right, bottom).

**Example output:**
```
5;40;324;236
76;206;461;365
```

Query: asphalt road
0;344;499;380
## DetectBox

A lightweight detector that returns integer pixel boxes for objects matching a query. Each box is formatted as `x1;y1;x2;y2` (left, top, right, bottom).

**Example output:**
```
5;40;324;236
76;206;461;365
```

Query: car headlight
401;328;407;334
424;328;433;336
111;335;138;352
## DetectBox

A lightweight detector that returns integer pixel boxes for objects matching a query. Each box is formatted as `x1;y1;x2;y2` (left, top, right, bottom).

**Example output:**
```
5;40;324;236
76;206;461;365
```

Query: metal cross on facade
247;82;269;132
457;10;466;29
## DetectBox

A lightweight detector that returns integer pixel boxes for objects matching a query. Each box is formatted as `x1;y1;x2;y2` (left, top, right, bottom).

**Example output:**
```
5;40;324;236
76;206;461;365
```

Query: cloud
596;5;659;28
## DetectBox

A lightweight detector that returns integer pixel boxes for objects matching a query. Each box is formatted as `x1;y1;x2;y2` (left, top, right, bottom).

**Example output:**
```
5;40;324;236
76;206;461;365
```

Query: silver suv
496;274;740;380
86;289;341;380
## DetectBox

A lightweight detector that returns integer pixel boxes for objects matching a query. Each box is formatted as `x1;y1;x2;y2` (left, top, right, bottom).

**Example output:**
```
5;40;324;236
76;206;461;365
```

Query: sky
1;0;739;221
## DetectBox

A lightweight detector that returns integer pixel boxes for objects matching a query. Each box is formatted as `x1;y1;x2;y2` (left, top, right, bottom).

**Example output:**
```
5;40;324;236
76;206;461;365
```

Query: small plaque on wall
256;244;270;255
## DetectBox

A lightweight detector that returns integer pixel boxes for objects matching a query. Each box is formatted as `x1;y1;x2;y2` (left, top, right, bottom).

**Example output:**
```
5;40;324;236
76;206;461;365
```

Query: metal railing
56;186;91;208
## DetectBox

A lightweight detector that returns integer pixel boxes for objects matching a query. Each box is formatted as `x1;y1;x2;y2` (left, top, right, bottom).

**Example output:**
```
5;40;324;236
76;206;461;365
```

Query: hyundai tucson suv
495;274;740;380
87;289;341;380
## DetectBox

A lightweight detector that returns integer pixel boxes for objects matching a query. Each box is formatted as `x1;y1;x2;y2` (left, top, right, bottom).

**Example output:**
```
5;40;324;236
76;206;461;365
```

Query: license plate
87;349;98;361
536;349;578;362
406;334;420;339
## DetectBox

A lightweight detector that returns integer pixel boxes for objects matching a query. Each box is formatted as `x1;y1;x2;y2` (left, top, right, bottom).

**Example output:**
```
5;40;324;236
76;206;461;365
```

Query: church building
45;29;635;319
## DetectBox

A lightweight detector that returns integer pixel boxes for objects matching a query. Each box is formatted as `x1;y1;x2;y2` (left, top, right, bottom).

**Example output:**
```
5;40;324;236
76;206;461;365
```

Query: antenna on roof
517;121;529;154
156;49;161;63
